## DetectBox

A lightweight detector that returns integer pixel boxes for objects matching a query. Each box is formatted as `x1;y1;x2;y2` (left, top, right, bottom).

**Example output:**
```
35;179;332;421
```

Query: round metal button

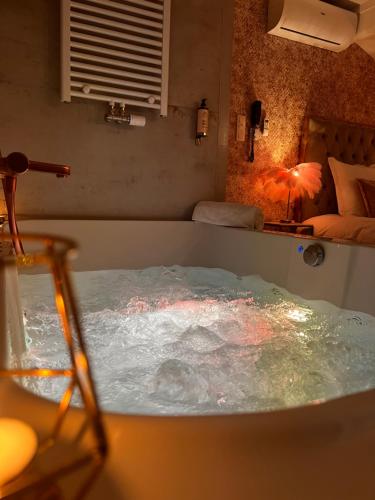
303;244;325;267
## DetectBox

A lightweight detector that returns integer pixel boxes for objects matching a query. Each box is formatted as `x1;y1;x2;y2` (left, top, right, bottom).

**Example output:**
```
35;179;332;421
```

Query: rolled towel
192;201;264;230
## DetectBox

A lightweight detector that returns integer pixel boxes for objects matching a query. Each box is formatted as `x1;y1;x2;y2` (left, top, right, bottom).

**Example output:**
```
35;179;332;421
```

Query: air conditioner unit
355;4;375;60
268;0;358;52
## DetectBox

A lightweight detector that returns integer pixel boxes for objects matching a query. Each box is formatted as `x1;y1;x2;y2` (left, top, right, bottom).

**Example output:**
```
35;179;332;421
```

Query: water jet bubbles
18;266;375;415
347;315;363;327
154;359;209;404
181;326;225;353
286;307;312;323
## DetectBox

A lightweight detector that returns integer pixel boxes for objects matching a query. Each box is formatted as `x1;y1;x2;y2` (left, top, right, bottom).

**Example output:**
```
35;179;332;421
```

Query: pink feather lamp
261;162;322;222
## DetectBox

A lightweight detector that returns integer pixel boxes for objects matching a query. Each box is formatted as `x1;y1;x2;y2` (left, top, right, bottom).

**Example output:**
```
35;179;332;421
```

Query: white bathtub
2;220;375;500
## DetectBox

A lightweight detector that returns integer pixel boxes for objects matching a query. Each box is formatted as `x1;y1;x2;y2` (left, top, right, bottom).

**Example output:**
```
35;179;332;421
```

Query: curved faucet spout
0;151;72;255
28;161;70;177
0;152;70;178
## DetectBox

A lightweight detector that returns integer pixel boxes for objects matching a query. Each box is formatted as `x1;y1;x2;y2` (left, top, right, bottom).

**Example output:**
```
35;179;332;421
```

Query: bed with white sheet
303;214;375;245
296;117;375;245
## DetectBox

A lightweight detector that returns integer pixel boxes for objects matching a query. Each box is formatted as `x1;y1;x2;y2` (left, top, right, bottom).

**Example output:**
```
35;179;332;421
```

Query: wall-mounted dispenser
105;102;146;127
195;99;209;145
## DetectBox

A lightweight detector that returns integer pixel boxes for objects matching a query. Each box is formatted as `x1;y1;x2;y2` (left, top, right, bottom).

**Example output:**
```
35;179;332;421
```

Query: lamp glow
260;162;322;222
0;418;38;486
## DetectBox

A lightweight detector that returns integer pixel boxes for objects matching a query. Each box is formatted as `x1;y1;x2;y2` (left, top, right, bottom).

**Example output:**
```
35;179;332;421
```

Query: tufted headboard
296;117;375;221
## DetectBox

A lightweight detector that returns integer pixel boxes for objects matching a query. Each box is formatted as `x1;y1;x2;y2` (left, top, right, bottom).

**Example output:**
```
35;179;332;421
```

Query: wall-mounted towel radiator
60;0;171;117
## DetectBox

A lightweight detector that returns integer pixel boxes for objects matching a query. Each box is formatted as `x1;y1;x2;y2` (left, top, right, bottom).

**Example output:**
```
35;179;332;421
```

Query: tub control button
303;244;325;267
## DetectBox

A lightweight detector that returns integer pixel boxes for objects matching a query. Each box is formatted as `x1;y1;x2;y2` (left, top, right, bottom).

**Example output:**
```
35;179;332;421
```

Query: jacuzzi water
18;266;375;415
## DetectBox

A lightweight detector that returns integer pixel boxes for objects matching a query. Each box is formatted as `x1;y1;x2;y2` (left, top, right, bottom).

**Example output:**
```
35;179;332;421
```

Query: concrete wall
0;0;233;219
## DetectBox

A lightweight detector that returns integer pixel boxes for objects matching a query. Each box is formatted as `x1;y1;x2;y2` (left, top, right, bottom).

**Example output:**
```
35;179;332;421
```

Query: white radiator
60;0;171;117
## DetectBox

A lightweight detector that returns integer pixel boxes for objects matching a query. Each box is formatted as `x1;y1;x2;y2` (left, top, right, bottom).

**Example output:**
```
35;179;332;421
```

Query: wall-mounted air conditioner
355;4;375;60
268;0;358;52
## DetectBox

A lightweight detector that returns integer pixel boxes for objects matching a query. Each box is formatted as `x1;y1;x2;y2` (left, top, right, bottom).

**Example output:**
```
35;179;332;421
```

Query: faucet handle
0;152;29;176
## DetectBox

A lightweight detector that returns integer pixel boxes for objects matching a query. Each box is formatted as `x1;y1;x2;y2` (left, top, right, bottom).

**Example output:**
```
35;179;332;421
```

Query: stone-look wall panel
0;0;233;219
227;0;375;220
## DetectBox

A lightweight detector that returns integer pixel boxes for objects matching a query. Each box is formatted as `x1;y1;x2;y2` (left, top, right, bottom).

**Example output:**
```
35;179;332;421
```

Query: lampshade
261;162;322;203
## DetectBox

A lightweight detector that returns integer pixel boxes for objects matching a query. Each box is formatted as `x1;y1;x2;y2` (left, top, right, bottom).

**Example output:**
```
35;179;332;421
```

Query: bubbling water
18;266;375;415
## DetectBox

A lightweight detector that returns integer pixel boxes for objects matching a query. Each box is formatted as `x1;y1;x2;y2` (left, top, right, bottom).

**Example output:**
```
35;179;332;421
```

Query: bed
296;117;375;245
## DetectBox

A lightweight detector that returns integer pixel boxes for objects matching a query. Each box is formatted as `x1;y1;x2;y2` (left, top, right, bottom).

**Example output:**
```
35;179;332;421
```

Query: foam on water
17;266;375;415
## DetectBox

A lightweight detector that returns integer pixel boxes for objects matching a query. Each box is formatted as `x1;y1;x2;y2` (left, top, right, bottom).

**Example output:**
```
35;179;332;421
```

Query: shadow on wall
226;0;375;221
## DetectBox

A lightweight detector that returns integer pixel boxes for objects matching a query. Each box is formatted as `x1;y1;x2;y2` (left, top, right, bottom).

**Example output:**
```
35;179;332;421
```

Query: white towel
192;201;264;230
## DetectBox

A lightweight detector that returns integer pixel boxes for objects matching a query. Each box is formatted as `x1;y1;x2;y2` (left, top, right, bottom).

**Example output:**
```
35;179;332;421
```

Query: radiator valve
105;102;146;127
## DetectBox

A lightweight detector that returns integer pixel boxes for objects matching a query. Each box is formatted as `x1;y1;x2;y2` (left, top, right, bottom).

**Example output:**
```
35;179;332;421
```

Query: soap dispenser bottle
195;99;209;145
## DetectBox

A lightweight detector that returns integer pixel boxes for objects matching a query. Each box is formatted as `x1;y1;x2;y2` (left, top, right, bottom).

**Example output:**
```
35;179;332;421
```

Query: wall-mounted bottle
195;99;209;145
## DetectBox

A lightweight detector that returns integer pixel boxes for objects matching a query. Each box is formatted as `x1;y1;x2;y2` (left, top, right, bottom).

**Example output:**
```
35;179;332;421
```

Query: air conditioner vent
280;26;341;46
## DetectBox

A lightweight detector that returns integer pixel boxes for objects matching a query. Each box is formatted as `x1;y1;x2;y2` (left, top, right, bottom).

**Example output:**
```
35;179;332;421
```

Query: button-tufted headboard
296;116;375;221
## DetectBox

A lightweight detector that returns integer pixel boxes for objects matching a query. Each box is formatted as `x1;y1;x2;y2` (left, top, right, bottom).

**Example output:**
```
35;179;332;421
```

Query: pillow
328;157;375;216
357;179;375;218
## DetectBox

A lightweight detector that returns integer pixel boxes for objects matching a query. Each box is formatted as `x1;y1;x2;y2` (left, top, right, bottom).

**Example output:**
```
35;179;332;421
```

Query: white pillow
328;157;375;216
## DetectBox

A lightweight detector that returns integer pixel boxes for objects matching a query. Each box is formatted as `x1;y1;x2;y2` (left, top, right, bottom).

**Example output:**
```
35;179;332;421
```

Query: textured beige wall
227;0;375;221
0;0;233;219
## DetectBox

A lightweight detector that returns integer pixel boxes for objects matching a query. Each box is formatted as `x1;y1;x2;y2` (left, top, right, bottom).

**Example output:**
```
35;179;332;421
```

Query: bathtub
2;220;375;500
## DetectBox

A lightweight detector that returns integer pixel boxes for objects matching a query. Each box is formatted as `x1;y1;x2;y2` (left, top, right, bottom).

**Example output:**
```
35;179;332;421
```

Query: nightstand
263;221;314;236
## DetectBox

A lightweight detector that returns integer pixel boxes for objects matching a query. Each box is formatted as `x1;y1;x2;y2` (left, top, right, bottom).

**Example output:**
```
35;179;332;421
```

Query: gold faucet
0;152;71;255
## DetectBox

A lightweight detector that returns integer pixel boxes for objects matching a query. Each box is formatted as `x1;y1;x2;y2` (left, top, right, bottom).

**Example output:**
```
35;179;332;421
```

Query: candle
0;418;38;486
